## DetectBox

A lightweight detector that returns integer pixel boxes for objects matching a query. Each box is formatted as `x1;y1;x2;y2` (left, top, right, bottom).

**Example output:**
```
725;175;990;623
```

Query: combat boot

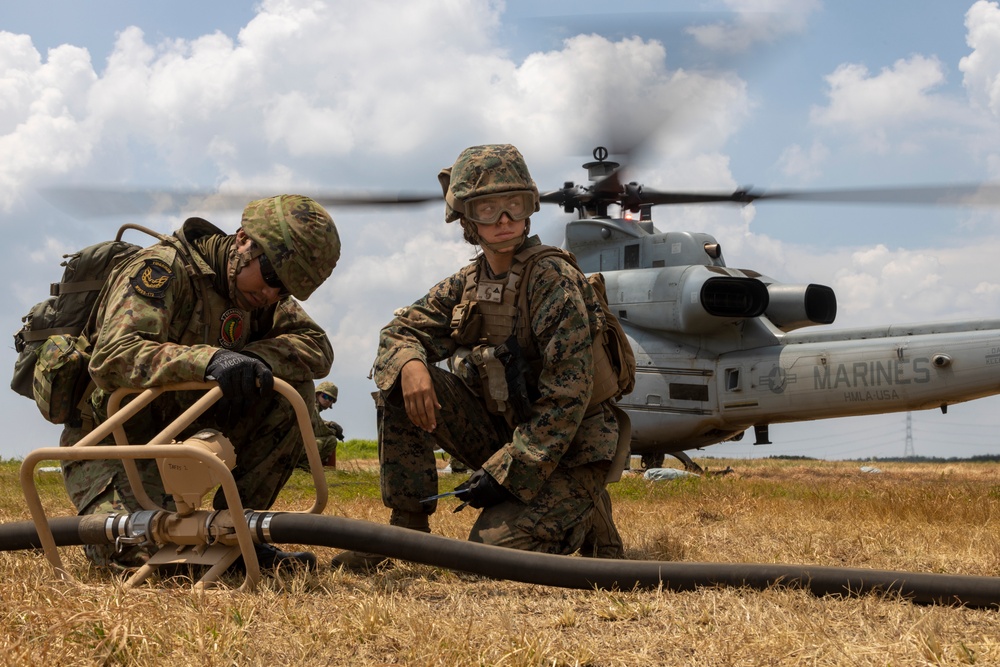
579;488;625;559
331;509;430;572
229;543;318;574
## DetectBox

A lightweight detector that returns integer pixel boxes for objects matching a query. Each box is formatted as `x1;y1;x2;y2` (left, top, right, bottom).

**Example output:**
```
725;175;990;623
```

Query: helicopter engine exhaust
763;283;838;332
603;266;769;334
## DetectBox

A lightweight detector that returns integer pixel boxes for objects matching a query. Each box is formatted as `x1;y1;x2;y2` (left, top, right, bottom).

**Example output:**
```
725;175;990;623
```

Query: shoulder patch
130;258;174;299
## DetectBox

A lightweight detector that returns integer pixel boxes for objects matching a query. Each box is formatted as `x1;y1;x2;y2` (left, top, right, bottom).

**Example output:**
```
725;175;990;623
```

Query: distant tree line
754;454;1000;463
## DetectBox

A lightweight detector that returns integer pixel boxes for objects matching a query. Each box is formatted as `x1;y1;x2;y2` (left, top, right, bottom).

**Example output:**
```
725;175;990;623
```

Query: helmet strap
478;233;526;253
469;217;531;253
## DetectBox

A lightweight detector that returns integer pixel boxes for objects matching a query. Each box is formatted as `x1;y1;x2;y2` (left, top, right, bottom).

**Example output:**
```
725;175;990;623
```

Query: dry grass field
2;454;999;666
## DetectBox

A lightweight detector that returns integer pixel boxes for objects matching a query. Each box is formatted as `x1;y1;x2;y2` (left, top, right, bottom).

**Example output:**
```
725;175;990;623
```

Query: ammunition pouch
32;333;95;426
451;338;533;427
471;344;510;414
449;302;482;347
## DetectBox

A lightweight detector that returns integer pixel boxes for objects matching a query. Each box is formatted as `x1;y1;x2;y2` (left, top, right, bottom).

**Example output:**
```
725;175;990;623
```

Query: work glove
454;468;511;509
206;350;273;430
326;421;345;441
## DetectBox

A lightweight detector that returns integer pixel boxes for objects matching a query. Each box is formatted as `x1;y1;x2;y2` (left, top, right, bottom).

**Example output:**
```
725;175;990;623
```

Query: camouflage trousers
379;365;623;557
61;378;316;519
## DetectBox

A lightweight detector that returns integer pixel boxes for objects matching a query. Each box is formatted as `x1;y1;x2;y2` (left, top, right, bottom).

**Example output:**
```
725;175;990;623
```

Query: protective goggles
319;392;336;403
463;190;535;225
258;252;290;297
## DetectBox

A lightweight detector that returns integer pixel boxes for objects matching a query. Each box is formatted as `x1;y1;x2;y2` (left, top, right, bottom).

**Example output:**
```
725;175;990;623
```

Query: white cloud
961;0;1000;117
811;56;949;130
777;141;830;181
3;0;1000;460
686;0;820;52
0;34;97;206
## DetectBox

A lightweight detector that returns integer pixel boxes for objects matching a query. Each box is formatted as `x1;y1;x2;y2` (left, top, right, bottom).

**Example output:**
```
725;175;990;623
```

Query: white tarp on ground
643;468;700;481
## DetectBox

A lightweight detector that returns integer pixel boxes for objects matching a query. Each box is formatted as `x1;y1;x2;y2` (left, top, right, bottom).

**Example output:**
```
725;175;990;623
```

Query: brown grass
2;457;1000;666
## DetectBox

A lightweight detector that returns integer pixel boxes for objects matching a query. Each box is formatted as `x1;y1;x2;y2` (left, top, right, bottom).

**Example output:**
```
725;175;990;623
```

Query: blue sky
3;0;1000;462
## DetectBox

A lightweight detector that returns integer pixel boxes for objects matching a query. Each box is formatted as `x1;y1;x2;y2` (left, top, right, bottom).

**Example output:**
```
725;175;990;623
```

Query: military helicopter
41;148;1000;472
540;146;1000;470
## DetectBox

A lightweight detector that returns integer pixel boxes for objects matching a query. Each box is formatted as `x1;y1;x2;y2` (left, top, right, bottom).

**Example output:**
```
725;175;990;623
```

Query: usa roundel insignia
218;309;246;348
130;259;173;299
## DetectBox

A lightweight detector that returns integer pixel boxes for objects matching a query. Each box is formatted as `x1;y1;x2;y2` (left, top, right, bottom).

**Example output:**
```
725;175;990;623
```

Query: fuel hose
1;513;997;609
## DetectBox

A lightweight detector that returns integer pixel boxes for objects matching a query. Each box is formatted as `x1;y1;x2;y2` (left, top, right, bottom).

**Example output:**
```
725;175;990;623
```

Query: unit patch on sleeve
130;259;174;299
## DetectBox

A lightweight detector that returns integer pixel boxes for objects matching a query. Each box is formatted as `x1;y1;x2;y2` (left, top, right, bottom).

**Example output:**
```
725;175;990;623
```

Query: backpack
582;270;637;399
11;224;165;425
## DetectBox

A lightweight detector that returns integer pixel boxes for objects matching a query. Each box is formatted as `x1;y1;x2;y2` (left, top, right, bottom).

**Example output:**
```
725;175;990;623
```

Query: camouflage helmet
240;194;340;300
437;144;540;223
316;381;338;402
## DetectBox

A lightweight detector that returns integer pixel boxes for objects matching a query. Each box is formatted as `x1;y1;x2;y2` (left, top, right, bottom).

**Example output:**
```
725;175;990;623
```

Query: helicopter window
624;244;640;269
651;259;665;268
600;249;620;271
670;383;709;402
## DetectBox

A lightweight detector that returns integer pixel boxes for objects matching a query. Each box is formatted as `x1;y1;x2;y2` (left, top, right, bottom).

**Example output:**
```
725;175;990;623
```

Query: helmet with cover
240;195;340;300
438;144;540;225
316;381;338;402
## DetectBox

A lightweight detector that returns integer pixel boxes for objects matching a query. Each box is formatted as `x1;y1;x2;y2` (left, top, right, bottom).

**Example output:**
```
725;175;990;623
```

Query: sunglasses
258;252;290;298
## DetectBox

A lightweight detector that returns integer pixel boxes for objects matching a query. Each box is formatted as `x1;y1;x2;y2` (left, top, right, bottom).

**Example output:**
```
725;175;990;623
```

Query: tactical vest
449;241;621;424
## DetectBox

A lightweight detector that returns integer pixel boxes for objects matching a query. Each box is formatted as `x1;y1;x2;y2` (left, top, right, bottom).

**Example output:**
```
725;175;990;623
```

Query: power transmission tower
903;412;915;458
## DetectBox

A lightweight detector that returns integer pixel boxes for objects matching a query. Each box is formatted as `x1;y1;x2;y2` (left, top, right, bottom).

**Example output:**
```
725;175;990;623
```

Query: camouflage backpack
11;224;165;425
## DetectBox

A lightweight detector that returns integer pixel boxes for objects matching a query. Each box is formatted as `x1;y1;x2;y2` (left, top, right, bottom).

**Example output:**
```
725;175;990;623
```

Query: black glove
326;421;345;441
454;468;511;509
206;350;273;427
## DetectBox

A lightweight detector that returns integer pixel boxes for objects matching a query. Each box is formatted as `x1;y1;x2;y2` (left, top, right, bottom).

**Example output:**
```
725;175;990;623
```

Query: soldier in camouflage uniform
333;145;624;570
298;380;343;469
61;194;340;570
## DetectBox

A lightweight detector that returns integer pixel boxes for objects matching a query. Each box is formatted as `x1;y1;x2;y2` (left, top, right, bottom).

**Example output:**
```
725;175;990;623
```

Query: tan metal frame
21;378;327;591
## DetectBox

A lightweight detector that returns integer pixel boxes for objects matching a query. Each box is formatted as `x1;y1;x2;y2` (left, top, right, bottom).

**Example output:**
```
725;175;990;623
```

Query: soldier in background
305;380;344;469
333;145;625;570
62;194;340;572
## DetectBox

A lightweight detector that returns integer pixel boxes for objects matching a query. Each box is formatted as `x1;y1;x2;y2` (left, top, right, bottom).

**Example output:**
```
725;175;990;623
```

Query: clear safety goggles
463;190;535;225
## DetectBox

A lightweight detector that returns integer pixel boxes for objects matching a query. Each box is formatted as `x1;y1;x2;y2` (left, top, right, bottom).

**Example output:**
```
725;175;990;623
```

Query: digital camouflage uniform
376;233;622;556
329;145;624;567
62;196;339;565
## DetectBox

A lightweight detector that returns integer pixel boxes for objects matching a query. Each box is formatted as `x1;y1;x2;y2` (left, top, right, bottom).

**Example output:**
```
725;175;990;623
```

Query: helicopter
41;150;1000;473
534;146;1000;470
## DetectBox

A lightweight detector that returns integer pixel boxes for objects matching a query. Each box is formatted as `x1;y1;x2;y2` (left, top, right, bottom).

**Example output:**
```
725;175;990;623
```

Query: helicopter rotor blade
38;186;442;218
606;183;1000;208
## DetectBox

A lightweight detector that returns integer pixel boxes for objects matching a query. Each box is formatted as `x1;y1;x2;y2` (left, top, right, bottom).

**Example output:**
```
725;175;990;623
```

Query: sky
3;0;1000;462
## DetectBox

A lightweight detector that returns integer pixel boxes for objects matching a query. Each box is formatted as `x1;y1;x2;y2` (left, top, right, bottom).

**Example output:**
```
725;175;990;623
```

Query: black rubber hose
0;516;90;550
3;513;999;609
266;513;1000;609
